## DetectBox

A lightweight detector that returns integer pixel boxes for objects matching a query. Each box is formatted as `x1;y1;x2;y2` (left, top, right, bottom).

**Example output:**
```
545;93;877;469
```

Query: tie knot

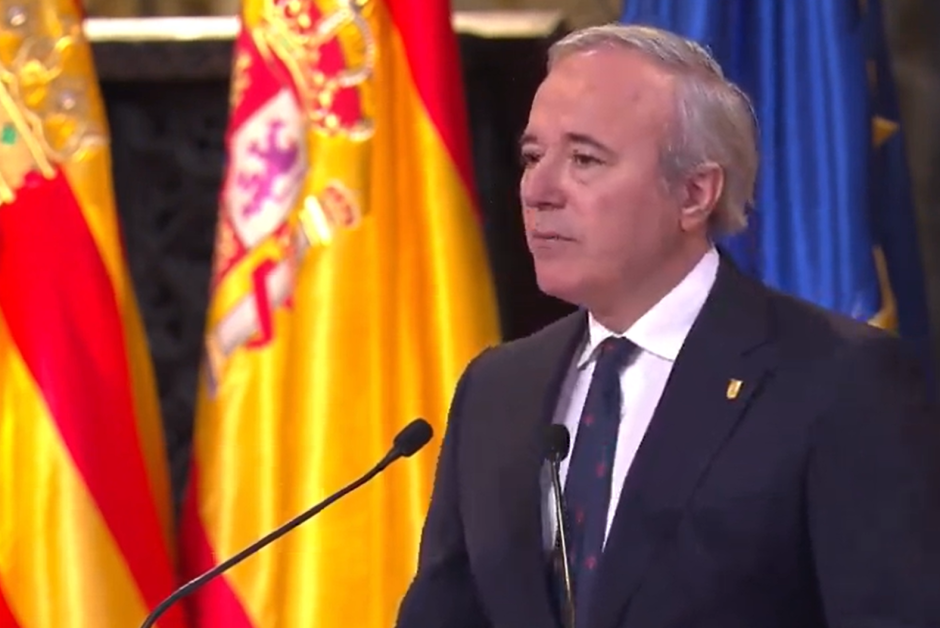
596;336;636;371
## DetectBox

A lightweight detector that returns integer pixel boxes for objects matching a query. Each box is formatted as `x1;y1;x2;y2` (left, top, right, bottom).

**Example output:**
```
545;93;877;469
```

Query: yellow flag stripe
68;1;176;552
0;313;153;628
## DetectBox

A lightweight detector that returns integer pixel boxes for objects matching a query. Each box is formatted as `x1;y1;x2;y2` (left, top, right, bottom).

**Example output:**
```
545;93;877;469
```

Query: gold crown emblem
0;1;106;201
255;0;375;140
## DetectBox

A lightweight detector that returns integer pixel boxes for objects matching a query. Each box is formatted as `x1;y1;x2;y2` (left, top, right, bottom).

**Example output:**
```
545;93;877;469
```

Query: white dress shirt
542;247;720;551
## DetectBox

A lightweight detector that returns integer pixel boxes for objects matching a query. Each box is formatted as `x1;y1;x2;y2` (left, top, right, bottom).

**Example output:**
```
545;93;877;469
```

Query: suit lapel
484;311;587;627
590;258;776;628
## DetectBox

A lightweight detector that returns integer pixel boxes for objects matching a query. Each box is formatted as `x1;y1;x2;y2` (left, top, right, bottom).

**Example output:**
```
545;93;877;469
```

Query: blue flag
620;0;932;371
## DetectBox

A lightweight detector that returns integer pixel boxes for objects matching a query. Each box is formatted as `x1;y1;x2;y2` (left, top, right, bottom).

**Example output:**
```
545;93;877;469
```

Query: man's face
519;48;689;311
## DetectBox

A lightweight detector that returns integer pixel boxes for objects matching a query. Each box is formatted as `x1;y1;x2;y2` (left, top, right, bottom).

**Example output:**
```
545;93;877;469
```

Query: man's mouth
531;230;574;241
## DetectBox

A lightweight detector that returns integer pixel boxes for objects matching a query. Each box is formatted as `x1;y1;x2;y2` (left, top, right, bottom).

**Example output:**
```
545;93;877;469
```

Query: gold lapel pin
726;379;743;400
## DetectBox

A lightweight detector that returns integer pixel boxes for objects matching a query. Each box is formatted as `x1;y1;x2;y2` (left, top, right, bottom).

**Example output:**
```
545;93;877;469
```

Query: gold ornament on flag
0;1;106;204
255;0;375;139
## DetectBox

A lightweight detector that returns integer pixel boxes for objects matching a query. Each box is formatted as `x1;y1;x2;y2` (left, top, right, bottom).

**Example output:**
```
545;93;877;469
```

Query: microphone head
544;424;570;462
394;418;433;457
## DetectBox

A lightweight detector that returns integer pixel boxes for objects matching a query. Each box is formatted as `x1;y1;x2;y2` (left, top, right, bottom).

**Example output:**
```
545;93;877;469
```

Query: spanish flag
0;2;185;628
179;0;500;627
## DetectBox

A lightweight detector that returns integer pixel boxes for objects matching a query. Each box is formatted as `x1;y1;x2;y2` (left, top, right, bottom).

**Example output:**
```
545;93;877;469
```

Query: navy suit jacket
395;256;940;628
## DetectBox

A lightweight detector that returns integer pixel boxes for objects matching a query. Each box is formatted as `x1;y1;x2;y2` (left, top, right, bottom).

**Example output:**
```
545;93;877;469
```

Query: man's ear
678;162;724;231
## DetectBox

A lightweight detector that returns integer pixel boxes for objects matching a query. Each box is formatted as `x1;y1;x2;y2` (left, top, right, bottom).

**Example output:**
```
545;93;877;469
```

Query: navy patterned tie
554;336;637;626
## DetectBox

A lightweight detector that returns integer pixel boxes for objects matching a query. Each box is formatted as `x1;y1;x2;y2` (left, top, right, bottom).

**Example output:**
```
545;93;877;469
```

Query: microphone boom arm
140;417;432;628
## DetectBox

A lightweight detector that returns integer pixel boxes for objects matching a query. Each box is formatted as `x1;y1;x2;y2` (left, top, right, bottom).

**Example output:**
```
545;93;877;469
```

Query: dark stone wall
883;0;940;389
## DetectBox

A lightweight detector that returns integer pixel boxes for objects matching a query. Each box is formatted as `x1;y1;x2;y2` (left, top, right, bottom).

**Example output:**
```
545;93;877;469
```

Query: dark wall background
884;0;940;395
89;2;940;508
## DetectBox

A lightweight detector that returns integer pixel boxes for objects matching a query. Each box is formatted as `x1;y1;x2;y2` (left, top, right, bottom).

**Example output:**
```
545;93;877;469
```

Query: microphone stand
549;457;575;628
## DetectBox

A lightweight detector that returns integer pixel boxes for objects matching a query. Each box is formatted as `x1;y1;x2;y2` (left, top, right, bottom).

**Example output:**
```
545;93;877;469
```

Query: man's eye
520;150;541;167
572;153;602;167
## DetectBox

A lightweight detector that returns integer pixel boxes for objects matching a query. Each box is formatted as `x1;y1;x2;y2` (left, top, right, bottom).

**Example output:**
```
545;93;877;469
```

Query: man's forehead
525;50;675;140
546;48;674;100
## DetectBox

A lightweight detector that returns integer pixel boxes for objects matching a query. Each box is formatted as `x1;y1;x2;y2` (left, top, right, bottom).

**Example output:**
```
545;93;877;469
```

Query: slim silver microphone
545;424;575;628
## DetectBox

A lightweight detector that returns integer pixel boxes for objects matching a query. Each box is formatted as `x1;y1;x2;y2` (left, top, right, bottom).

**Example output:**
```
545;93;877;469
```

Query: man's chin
533;271;584;306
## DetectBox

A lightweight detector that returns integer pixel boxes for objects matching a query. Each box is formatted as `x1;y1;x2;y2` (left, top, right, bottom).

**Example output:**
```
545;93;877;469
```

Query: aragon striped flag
0;2;185;628
179;0;500;627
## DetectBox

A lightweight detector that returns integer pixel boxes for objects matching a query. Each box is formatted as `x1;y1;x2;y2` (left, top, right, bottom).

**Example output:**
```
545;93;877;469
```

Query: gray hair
548;24;759;236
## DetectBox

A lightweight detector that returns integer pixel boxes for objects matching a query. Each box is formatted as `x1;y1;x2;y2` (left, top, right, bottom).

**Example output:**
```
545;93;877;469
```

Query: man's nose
520;157;565;210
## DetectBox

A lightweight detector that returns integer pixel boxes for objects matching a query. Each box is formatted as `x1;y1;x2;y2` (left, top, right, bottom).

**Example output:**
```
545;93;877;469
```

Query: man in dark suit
394;23;940;628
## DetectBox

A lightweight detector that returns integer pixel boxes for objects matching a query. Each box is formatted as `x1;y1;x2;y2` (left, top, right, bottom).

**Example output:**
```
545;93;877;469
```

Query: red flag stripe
69;0;85;20
179;468;255;628
384;0;478;205
0;588;21;628
0;171;184;628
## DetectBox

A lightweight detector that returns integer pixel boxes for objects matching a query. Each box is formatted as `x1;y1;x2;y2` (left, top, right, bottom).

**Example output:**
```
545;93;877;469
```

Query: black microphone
139;417;434;628
545;424;575;628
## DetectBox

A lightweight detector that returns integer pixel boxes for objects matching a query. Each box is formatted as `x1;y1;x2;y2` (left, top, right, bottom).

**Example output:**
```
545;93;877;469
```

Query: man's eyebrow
566;132;615;155
517;131;615;155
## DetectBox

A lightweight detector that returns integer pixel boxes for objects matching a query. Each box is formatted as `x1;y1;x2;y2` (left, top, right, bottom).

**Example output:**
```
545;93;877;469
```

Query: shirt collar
577;246;720;368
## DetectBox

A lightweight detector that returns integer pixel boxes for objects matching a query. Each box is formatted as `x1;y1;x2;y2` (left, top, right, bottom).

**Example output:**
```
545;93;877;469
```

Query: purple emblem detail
237;119;300;218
